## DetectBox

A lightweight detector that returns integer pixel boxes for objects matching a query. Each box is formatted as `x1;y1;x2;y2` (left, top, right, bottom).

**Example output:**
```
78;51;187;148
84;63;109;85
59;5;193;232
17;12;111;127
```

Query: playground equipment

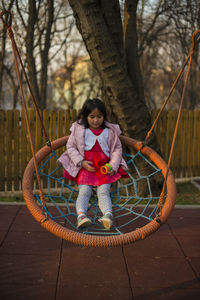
1;10;199;247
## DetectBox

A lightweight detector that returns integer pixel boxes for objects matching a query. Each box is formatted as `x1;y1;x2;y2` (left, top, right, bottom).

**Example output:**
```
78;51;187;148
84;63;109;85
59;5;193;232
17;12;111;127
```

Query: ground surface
0;203;199;300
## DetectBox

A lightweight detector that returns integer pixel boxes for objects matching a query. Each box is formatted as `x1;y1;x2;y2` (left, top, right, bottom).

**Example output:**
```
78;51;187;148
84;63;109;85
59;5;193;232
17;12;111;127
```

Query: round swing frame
22;135;176;248
1;10;199;247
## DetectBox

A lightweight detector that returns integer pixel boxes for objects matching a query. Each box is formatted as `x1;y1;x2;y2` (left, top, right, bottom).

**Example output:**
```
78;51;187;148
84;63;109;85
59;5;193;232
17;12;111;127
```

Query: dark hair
77;98;107;128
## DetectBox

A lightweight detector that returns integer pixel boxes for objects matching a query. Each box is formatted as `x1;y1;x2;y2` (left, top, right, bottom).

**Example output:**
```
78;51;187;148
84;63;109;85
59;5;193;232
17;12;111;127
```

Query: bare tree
1;0;88;110
14;0;54;109
6;0;79;109
165;0;200;109
0;0;15;107
138;0;200;109
1;0;199;112
68;0;162;153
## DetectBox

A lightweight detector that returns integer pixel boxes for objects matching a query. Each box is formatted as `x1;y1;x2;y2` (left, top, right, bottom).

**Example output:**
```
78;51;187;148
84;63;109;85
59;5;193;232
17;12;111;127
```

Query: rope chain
0;10;49;211
154;29;200;215
1;9;200;219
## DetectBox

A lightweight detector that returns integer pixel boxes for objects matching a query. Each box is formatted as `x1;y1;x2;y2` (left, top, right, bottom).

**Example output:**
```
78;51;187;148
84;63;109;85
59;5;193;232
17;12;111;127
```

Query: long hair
77;98;108;128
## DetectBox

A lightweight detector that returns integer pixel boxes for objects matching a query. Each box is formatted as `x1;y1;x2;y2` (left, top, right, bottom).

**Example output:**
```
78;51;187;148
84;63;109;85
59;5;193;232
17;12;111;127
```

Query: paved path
0;204;199;300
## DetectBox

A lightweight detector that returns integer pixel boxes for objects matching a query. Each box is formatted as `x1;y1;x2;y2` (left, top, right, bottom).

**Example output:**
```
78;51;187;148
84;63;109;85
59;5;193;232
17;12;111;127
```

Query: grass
0;195;24;203
176;182;200;205
0;182;199;205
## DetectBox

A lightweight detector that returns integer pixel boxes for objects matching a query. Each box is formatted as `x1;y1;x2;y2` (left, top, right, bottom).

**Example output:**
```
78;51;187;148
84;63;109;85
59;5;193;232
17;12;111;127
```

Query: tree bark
0;25;7;102
98;0;125;122
40;0;54;109
25;0;54;109
68;0;158;151
0;0;15;103
26;0;41;108
124;0;145;103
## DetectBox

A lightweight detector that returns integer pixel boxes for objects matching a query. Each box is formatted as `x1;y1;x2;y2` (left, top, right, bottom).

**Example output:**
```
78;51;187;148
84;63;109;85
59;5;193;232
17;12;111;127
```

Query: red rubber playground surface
0;203;200;300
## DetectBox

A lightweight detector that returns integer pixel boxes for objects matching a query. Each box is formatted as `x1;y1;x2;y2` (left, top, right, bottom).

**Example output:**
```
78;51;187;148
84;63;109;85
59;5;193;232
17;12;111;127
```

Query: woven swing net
32;143;164;236
23;134;176;247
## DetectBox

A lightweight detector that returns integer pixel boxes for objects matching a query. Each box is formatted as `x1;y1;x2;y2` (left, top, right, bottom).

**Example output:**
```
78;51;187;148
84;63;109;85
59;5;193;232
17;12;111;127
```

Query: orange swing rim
22;135;176;248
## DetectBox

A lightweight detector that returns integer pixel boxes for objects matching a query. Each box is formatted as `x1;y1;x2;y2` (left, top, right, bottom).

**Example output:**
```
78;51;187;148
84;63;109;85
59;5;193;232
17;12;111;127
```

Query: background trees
0;0;199;129
138;0;200;109
67;0;199;147
0;0;90;109
0;0;15;107
13;0;76;109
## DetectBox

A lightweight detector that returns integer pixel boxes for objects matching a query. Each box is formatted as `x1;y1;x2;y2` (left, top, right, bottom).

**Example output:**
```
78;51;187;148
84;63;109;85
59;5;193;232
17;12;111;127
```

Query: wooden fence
0;109;200;192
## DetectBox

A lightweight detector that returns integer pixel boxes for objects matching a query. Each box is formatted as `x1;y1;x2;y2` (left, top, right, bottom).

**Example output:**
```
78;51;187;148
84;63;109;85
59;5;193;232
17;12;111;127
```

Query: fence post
6;110;13;191
0;110;5;191
14;110;20;190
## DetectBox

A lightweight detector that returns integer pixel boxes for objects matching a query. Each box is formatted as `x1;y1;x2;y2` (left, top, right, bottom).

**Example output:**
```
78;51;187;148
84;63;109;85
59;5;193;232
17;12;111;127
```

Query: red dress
63;128;128;186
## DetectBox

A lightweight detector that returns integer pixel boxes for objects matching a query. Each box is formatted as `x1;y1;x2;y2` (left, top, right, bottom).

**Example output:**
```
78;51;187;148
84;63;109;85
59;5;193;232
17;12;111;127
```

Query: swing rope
145;29;200;214
0;9;198;246
0;10;54;217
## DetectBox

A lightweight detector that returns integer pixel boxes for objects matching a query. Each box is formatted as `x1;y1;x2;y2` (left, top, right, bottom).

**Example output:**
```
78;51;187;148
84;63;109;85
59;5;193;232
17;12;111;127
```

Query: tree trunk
189;48;199;109
26;0;41;108
0;25;7;102
0;0;15;103
68;0;158;152
40;0;54;109
99;0;125;121
124;0;145;103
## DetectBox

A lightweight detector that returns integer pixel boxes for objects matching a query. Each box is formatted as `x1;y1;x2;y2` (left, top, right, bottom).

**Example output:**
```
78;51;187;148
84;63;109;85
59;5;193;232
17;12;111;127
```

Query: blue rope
34;150;164;235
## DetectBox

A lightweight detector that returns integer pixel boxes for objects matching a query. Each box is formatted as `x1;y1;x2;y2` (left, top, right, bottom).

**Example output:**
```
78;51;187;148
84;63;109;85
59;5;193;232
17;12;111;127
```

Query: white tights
76;184;112;216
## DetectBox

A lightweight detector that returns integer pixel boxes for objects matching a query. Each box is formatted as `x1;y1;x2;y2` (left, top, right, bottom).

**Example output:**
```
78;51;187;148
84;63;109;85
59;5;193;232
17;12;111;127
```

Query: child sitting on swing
58;98;129;229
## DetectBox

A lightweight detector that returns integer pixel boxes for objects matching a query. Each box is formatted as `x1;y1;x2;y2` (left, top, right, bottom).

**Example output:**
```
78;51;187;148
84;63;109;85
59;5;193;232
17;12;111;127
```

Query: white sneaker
77;215;92;228
99;213;113;230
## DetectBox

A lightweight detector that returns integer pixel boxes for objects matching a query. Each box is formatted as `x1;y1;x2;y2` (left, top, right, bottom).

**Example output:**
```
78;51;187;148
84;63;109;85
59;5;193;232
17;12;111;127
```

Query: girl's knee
78;184;92;195
97;184;111;195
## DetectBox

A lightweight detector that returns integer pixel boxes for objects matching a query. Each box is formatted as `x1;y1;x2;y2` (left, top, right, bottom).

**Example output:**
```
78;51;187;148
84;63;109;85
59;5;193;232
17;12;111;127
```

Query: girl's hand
81;160;96;172
107;169;116;176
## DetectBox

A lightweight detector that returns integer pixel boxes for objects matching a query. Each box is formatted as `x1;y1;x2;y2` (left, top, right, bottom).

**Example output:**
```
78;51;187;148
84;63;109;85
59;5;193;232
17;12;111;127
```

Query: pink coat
58;121;128;177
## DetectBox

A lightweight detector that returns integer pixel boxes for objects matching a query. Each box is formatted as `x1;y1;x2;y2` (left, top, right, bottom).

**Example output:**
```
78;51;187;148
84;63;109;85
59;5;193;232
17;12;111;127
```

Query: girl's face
87;108;104;129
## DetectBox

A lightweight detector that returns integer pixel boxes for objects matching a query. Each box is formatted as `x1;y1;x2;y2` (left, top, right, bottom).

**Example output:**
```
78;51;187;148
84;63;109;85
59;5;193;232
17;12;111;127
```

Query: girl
58;98;129;230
